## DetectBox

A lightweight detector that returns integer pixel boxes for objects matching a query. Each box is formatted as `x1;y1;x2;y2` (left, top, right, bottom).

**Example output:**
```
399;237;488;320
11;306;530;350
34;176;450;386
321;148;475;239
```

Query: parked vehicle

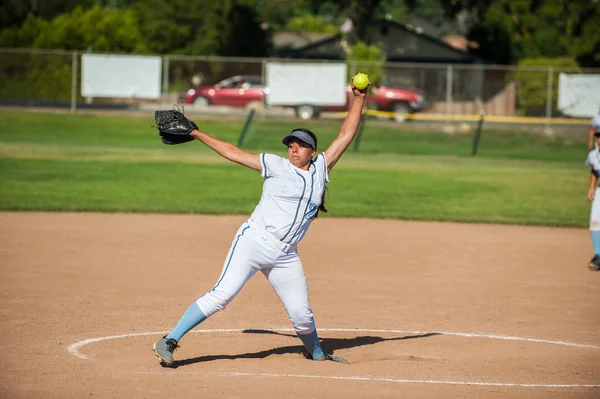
182;75;267;108
297;81;427;122
182;75;426;122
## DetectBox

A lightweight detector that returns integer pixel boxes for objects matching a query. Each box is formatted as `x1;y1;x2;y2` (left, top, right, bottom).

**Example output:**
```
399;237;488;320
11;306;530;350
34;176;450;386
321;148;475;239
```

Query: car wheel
392;102;409;123
194;96;210;107
295;105;316;120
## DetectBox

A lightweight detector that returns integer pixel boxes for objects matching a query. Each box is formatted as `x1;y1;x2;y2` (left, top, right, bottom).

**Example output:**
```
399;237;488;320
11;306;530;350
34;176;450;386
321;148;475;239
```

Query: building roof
272;19;486;64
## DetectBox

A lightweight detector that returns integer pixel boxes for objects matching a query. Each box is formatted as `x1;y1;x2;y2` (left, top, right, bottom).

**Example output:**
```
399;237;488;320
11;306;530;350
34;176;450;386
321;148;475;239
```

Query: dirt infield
0;212;598;398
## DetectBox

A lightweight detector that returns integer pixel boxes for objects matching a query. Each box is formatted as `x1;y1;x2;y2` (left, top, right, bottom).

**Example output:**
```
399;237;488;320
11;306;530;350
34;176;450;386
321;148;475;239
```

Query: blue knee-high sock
591;231;600;255
166;302;207;342
298;330;325;360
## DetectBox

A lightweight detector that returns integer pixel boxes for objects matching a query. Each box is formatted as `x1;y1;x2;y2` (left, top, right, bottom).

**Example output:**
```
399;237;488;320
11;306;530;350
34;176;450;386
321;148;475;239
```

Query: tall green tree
218;3;272;57
134;0;223;55
439;0;600;66
0;0;95;29
135;0;270;56
0;5;147;52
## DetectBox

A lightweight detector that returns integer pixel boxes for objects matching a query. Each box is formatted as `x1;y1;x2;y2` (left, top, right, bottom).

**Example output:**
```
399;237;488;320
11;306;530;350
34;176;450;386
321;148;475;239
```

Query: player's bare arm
190;129;262;172
324;85;368;171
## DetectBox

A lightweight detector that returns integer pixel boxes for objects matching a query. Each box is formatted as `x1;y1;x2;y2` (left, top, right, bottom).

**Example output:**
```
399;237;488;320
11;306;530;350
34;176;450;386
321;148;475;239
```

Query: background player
586;130;600;271
152;77;369;366
587;107;600;150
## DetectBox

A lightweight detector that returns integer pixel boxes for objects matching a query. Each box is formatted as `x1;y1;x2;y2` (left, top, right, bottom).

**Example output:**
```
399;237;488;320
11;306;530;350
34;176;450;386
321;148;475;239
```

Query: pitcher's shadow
171;329;440;368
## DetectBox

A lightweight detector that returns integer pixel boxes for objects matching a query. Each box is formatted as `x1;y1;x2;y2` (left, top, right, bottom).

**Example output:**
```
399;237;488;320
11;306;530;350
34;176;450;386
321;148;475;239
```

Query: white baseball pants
195;219;316;335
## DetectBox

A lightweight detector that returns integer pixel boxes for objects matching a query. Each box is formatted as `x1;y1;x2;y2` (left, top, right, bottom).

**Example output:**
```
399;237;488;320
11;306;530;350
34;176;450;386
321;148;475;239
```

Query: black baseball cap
282;130;316;149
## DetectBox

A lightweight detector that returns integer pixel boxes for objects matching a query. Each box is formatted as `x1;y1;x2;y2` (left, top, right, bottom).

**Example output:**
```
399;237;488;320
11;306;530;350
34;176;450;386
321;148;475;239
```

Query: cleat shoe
589;255;600;271
152;336;179;366
305;351;350;364
325;353;350;364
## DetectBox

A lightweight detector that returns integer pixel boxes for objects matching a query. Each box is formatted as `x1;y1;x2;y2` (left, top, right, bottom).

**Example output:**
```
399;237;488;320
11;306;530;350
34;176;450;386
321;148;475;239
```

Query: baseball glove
154;107;198;145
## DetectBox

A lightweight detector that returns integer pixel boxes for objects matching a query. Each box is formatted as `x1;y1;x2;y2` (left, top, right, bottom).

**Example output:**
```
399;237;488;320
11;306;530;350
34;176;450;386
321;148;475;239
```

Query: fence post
353;113;366;152
445;64;453;132
70;51;78;112
237;108;256;148
471;109;485;156
544;66;554;135
162;55;170;104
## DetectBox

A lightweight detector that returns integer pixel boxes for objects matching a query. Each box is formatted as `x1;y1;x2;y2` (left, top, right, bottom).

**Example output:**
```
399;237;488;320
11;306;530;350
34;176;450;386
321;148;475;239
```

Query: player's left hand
154;107;198;145
588;189;595;202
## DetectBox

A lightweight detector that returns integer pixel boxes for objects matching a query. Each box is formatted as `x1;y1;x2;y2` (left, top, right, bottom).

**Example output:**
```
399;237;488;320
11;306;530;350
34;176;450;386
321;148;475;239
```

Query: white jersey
249;153;329;246
591;114;600;131
586;149;600;179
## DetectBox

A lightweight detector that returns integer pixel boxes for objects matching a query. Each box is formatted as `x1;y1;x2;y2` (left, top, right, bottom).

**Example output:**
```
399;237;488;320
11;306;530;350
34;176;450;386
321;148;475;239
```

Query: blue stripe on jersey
288;168;316;243
320;153;327;179
212;225;250;290
261;153;267;178
281;172;307;242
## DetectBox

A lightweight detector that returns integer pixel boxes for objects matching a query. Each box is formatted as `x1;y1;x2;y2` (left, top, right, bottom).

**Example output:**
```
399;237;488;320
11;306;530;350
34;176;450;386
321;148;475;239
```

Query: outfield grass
0;110;590;227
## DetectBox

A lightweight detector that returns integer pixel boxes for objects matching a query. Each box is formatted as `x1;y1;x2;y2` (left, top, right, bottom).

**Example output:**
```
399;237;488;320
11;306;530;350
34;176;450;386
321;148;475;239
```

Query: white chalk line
134;371;600;388
67;328;600;389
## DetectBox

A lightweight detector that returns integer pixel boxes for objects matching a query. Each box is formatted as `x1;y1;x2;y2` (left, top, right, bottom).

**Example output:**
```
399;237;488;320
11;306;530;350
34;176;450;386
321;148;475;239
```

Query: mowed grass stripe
0;110;587;162
0;109;589;226
0;157;587;227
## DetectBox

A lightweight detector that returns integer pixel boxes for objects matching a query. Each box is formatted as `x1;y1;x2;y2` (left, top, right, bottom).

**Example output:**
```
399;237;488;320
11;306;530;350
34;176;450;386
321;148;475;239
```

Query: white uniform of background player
587;110;600;150
586;131;600;271
152;81;369;366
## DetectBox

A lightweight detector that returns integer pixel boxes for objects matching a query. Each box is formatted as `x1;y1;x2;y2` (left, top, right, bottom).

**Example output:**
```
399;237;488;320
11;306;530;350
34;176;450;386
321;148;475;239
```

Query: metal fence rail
1;47;598;131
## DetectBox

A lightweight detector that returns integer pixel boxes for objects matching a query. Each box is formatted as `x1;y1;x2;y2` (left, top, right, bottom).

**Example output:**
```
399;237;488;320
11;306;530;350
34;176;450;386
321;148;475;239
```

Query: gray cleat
152;336;179;367
589;255;600;271
306;351;350;364
325;353;350;364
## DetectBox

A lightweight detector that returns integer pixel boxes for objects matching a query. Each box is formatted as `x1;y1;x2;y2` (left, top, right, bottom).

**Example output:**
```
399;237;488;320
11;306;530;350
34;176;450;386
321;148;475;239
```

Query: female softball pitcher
152;79;369;366
586;130;600;271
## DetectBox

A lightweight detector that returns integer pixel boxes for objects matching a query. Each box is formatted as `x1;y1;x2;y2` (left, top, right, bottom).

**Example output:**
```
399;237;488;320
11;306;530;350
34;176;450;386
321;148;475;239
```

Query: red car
182;75;267;108
299;82;427;122
183;75;426;122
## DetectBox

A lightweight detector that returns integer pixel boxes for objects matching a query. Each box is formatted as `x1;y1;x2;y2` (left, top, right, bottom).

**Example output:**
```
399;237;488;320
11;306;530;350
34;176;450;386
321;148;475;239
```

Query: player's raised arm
190;129;262;172
324;75;369;171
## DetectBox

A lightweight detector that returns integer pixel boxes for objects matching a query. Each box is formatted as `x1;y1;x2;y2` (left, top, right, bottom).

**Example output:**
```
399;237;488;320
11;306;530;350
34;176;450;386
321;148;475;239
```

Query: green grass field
0;109;590;227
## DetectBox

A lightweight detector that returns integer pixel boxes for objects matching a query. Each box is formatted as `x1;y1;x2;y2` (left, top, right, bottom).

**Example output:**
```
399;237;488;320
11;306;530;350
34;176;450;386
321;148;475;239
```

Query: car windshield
219;79;242;89
380;80;423;94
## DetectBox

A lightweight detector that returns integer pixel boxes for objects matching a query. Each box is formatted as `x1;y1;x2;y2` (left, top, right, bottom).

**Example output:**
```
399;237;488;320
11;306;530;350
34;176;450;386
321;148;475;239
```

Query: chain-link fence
1;48;598;129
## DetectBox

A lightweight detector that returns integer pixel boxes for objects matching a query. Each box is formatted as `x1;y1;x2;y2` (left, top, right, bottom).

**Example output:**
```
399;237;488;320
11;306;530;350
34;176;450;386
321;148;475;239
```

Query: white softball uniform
586;149;600;231
591;114;600;131
195;153;329;334
592;114;600;150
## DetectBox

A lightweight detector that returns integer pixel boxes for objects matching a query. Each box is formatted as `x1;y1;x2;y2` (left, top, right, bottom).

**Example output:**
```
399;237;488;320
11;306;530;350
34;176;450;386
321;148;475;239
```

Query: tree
32;5;148;52
218;3;272;57
135;0;270;56
439;0;600;66
0;0;95;29
514;57;580;116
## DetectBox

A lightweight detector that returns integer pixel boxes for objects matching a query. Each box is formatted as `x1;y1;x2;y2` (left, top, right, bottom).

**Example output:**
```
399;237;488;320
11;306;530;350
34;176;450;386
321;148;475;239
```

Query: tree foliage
346;41;387;85
0;5;148;53
135;0;269;56
218;3;272;57
514;56;580;116
0;0;95;29
0;0;598;67
440;0;600;67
